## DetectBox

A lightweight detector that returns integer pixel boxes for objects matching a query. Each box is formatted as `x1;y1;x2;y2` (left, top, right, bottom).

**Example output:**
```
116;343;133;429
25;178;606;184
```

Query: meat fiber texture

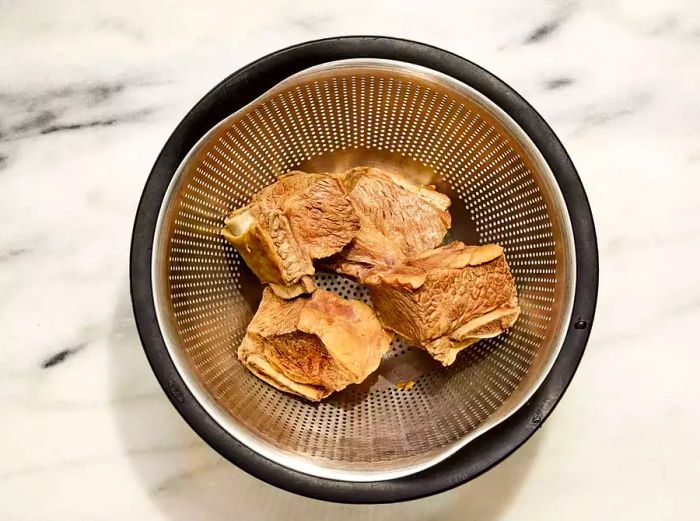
222;171;359;298
364;241;520;366
238;288;393;401
323;167;452;281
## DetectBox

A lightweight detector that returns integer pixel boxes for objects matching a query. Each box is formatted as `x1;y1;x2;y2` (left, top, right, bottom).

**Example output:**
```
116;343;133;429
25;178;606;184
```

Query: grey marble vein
543;77;574;90
40;343;87;369
0;247;29;262
0;80;158;142
524;17;565;43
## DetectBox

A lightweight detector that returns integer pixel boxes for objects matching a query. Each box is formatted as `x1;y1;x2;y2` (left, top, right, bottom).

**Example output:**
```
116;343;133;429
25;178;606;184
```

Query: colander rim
130;35;598;503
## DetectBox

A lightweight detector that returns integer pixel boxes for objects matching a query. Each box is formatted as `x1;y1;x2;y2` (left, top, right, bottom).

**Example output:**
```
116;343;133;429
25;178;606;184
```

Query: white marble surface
2;0;700;519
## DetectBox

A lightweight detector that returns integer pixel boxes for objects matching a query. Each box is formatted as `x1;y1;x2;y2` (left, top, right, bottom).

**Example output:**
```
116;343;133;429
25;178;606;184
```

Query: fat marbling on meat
238;287;393;401
222;171;359;298
322;167;452;281
364;241;520;366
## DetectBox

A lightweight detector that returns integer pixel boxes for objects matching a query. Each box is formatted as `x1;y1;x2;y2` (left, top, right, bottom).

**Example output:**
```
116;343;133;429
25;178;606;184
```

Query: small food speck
395;380;415;391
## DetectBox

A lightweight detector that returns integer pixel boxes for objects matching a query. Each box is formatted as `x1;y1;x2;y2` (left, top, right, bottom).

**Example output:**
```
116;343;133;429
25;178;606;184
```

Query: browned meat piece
322;167;452;281
364;241;520;366
238;287;393;401
222;171;360;298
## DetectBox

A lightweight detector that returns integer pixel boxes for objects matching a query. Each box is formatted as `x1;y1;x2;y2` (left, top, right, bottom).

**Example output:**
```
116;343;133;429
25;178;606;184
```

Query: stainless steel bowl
132;37;597;502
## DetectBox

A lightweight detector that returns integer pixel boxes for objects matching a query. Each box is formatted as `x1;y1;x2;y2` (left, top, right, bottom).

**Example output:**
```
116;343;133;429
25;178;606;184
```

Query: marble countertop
2;0;699;519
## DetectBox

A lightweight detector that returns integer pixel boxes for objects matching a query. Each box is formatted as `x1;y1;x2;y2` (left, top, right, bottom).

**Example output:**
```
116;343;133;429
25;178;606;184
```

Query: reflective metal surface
151;59;575;481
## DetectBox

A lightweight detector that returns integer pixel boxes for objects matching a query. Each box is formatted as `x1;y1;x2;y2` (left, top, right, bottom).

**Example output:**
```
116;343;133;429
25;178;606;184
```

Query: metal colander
133;38;596;501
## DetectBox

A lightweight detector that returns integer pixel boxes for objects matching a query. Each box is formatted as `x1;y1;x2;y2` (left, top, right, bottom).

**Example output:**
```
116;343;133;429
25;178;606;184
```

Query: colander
131;37;597;503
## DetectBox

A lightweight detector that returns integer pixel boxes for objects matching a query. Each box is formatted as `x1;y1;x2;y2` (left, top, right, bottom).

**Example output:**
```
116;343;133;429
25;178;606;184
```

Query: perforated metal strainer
131;37;597;503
